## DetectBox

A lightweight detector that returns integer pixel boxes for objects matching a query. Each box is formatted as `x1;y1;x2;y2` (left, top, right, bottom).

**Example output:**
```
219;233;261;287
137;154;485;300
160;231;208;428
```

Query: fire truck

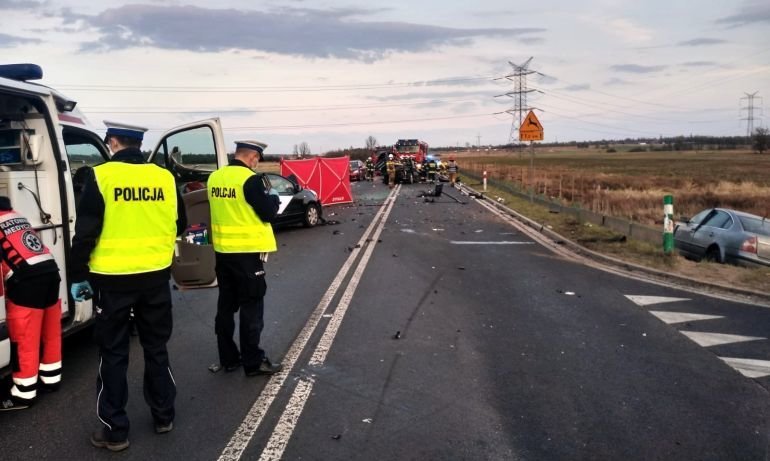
394;139;428;164
0;64;231;376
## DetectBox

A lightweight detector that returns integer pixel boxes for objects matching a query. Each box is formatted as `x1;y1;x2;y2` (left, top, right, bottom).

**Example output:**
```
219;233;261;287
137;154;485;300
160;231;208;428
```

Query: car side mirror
679;216;690;223
294;184;302;194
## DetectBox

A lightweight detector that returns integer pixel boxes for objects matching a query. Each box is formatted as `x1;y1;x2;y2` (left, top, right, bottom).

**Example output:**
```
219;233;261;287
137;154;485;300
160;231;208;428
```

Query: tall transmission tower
740;91;762;138
495;57;538;147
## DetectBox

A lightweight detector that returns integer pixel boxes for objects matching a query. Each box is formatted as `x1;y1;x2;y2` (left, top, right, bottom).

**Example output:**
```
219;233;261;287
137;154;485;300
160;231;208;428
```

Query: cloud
681;61;716;67
0;0;45;9
535;74;558;85
610;64;666;73
518;36;545;45
0;33;42;47
716;1;770;27
563;84;590;91
605;77;631;86
606;18;654;44
72;5;545;61
677;38;727;46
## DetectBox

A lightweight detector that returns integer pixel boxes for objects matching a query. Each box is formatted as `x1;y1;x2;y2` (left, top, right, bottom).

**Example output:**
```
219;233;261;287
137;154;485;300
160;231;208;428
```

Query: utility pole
476;133;481;149
741;91;762;139
495;57;539;156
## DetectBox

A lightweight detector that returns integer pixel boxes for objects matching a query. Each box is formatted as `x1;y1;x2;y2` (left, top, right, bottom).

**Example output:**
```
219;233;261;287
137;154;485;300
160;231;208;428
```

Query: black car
265;173;323;227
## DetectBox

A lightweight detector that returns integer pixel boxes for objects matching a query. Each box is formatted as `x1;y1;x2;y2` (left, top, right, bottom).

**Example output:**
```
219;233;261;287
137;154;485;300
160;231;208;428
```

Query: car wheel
705;245;722;263
303;203;320;227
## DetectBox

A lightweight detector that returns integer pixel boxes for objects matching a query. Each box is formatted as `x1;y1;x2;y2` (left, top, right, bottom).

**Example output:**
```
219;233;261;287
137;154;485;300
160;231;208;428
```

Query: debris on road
393;331;401;340
208;364;222;373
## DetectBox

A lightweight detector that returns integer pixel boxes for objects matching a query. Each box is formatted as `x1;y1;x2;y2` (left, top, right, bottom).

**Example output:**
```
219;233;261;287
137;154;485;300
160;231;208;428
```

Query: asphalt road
1;178;768;461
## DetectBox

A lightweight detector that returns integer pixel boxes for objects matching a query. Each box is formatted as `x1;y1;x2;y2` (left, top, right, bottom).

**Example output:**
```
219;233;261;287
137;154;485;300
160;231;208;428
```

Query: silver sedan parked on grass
674;208;770;267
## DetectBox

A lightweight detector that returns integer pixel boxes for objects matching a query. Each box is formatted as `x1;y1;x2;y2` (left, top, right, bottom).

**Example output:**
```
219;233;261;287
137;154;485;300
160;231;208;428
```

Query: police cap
104;120;148;141
235;140;267;160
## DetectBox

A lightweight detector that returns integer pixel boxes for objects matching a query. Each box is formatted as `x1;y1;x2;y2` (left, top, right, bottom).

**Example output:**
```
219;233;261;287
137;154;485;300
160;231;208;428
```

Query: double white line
218;185;400;461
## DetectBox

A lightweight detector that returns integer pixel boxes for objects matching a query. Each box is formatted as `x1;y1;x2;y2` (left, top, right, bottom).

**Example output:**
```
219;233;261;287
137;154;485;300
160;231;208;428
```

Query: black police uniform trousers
94;282;175;441
214;253;267;372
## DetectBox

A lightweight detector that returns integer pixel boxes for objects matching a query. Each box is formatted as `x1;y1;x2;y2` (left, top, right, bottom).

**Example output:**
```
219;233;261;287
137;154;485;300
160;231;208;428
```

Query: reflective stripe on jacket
208;165;277;253
90;162;178;274
0;210;54;281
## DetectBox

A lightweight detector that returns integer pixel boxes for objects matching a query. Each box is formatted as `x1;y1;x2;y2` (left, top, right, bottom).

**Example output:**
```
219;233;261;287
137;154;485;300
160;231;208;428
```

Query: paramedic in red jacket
0;196;61;411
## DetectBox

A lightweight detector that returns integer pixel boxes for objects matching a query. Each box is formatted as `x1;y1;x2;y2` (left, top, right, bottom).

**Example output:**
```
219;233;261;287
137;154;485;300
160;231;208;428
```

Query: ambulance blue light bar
0;64;43;81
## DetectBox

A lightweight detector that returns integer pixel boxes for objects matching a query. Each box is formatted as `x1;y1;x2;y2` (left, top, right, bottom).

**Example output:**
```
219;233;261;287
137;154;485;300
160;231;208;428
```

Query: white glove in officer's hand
268;188;279;197
70;281;93;302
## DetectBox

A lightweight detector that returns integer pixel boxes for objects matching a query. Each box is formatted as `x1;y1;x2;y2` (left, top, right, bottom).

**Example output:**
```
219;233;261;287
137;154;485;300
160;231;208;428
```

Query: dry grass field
451;147;770;225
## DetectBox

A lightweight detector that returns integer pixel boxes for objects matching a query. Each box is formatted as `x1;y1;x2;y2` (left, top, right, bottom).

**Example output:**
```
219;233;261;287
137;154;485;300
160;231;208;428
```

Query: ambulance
0;63;229;376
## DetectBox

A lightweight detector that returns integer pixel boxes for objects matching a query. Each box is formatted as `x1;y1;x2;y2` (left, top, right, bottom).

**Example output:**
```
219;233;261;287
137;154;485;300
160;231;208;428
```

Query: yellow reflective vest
90;162;178;275
208;165;277;253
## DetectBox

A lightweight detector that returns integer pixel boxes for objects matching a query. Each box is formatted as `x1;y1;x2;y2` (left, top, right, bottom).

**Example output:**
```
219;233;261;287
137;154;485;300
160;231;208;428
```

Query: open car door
147;118;227;288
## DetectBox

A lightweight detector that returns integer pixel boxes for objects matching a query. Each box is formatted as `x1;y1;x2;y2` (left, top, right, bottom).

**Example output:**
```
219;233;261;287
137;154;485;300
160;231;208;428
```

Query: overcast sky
2;0;768;154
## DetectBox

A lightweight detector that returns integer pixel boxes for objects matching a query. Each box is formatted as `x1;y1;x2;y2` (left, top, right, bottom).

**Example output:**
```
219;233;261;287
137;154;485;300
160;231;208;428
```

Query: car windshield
739;216;770;236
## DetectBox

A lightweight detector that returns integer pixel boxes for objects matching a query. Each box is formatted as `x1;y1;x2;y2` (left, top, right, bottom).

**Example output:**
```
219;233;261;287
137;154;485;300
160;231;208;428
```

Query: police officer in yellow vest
208;141;283;377
70;121;186;452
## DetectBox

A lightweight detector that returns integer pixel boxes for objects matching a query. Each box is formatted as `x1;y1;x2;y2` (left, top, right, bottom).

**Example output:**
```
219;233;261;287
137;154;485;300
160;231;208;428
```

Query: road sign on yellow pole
519;110;543;141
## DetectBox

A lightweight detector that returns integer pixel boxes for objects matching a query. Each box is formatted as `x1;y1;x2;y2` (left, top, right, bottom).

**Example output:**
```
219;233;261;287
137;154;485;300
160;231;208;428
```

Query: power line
80;96;486;114
51;75;498;93
532;87;732;124
143;112;496;132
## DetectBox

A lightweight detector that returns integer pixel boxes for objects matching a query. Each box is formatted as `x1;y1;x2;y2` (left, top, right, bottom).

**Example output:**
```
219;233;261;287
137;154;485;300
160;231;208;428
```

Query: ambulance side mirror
24;134;44;166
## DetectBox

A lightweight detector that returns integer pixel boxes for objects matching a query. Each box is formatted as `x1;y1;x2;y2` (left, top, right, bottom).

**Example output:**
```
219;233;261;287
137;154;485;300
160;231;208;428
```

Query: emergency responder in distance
427;157;438;182
386;154;396;189
69;121;186;452
365;156;375;181
0;197;61;411
447;157;459;185
208;140;283;377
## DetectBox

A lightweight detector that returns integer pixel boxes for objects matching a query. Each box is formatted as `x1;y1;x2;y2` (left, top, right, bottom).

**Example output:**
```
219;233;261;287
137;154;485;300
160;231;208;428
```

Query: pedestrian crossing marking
625;295;691;306
680;331;766;347
718;357;770;378
648;311;723;324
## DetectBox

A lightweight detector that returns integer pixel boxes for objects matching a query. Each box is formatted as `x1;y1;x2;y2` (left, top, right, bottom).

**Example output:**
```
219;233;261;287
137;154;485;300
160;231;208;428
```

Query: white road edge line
258;184;400;461
217;185;400;461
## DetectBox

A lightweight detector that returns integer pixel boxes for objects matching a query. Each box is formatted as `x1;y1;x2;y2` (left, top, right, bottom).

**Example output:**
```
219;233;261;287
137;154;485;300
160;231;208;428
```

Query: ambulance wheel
304;203;321;227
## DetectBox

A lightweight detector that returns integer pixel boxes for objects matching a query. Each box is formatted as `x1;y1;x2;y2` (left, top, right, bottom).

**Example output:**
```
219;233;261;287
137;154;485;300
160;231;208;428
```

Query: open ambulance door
148;118;228;289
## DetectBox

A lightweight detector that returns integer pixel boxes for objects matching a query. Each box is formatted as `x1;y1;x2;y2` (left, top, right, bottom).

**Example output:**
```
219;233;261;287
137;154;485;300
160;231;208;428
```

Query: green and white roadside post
663;195;674;254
